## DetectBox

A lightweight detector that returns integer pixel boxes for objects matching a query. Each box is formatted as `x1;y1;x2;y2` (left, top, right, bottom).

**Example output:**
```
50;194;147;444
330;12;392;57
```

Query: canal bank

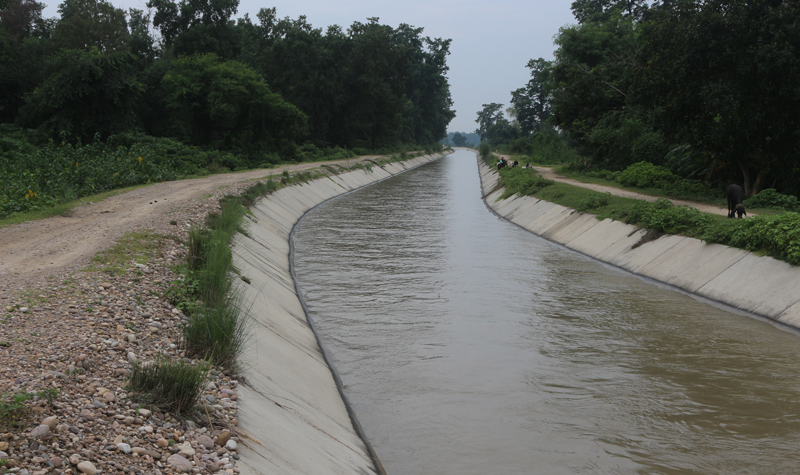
478;156;800;330
229;152;450;475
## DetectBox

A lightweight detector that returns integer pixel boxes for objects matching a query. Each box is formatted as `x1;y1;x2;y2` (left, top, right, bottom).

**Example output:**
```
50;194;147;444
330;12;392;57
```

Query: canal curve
292;149;800;474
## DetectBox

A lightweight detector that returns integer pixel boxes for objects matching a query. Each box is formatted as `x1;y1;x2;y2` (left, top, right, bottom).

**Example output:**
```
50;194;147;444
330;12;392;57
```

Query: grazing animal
513;160;519;168
726;184;746;218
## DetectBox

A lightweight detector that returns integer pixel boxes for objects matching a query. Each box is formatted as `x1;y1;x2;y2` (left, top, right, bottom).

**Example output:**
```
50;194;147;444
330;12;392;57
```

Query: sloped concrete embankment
478;159;800;330
230;153;450;475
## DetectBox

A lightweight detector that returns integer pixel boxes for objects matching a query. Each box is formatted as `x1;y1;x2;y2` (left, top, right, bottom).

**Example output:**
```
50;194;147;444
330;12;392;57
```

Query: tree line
0;0;455;163
478;0;800;198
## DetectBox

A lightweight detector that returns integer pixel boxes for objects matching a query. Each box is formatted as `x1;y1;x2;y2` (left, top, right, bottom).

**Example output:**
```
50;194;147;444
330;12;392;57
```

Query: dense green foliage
615;198;712;235
497;167;554;200
702;214;800;266
480;0;800;205
0;0;454;217
744;189;800;213
0;131;178;215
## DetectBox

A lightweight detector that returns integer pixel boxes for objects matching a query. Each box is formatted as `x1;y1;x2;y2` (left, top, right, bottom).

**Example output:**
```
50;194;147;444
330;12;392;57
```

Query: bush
616;161;676;188
128;359;208;414
577;193;611;211
744;189;800;212
182;299;247;368
702;213;800;265
622;198;712;234
498;168;554;199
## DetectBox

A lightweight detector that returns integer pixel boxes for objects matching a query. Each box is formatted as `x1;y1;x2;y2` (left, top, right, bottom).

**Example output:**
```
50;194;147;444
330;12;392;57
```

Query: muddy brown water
292;150;800;474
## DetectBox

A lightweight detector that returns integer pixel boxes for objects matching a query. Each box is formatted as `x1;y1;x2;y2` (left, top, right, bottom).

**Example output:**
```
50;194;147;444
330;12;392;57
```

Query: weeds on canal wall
483;159;800;266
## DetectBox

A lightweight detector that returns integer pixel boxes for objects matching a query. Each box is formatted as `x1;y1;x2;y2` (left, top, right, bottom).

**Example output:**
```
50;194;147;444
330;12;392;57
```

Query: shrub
623;198;712;234
577;193;611;211
182;299;248;368
498;168;554;199
616;161;676;188
744;189;800;212
0;392;31;428
702;213;800;265
128;359;208;414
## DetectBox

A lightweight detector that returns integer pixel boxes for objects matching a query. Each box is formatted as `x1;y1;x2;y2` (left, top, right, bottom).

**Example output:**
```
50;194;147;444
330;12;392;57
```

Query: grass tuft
127;358;208;414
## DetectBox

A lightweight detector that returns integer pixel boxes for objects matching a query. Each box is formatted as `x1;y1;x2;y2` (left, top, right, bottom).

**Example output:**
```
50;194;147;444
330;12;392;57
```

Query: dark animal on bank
513;160;519;168
726;184;746;219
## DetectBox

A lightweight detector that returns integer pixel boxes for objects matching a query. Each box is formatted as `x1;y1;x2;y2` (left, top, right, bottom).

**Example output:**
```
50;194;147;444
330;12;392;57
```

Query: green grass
127;358;209;414
87;231;164;275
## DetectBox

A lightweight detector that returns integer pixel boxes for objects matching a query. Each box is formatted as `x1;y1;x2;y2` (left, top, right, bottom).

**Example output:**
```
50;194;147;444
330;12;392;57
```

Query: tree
548;14;650;168
475;103;504;141
510;58;552;136
52;0;130;52
571;0;649;24
635;0;800;196
0;0;50;122
148;0;238;52
452;132;466;147
18;49;142;141
160;53;307;156
127;8;156;61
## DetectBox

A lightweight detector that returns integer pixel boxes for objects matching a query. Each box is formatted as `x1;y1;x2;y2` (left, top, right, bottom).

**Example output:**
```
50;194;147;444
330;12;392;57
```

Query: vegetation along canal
292;150;800;474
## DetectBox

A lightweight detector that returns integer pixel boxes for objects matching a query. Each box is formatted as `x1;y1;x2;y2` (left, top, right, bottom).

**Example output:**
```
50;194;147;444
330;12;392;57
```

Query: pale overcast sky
43;0;577;134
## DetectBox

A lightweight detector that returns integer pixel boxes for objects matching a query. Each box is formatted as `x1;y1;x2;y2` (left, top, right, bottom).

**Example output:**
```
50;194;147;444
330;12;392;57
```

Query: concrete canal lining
230;152;450;475
477;157;800;331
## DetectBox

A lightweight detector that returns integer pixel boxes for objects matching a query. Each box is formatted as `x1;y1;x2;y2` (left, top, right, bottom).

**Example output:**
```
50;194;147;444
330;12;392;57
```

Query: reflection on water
292;150;800;474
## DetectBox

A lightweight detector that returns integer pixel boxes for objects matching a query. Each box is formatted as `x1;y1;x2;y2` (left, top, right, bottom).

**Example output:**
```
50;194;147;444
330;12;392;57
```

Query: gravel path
0;155;389;475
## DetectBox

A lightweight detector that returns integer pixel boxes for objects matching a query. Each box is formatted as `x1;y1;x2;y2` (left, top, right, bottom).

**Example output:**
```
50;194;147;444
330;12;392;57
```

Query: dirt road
0;156;382;287
491;153;729;217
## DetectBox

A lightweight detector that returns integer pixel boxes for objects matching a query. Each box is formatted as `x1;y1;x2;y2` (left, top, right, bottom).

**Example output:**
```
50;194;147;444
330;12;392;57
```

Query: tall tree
52;0;129;52
148;0;238;56
510;58;552;136
160;53;307;155
18;48;142;141
636;0;800;196
475;102;504;141
0;0;50;121
571;0;649;23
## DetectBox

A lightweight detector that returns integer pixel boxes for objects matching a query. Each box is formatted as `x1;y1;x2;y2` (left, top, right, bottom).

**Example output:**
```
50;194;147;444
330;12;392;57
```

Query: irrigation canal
292;149;800;474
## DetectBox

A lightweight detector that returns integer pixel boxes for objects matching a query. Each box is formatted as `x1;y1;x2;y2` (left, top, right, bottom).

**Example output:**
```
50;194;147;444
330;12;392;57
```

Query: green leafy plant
744;189;800;212
577;192;611;211
0;392;32;428
616;161;675;188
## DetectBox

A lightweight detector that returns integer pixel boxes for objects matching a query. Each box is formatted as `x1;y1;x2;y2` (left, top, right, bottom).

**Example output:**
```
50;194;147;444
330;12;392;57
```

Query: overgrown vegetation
562;161;721;203
476;0;800;203
498;168;555;200
0;0;454;218
702;214;800;266
744;189;800;213
127;358;209;414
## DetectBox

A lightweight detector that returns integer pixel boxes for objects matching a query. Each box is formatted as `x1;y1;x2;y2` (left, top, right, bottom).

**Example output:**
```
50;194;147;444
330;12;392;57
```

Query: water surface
293;150;800;474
